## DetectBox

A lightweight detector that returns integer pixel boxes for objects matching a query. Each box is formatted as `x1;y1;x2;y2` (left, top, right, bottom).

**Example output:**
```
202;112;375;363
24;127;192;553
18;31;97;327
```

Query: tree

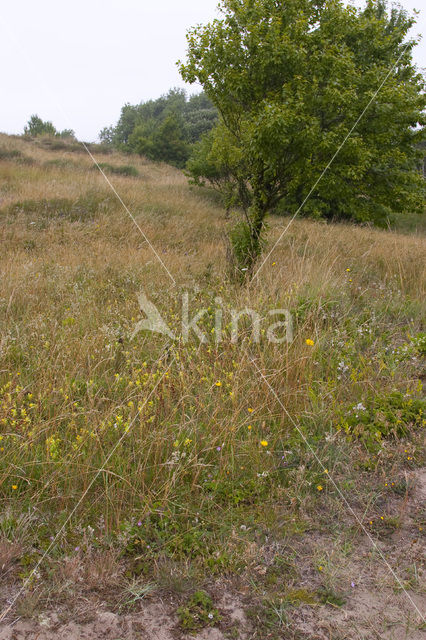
179;0;425;273
59;129;76;139
98;90;218;167
23;115;75;139
24;114;57;137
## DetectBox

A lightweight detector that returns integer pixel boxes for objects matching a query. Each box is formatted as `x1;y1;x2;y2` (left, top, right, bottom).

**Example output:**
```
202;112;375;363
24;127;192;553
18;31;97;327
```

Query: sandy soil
0;469;424;640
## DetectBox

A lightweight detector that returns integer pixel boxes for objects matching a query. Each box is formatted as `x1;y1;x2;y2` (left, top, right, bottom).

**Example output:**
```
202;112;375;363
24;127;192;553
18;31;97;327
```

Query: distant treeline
23;115;76;140
99;89;218;168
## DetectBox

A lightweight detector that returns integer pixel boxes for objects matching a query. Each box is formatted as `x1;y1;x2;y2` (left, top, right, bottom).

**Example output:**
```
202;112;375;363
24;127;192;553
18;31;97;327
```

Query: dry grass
0;133;424;637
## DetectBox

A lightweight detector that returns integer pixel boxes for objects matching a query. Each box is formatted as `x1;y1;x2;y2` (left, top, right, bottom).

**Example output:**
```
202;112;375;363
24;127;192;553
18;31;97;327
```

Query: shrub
0;147;35;165
94;162;138;177
24;115;57;137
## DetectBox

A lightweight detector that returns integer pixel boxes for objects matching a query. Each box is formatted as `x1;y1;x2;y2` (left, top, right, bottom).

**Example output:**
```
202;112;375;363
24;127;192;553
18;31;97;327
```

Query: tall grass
0;132;424;594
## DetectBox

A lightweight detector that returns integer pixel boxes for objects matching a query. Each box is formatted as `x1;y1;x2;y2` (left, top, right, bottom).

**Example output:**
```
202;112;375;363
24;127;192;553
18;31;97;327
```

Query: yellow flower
260;440;268;447
12;485;17;490
248;425;252;431
272;262;276;266
306;339;314;346
215;381;222;387
346;268;351;272
324;469;329;474
318;565;323;571
317;485;323;491
248;407;254;413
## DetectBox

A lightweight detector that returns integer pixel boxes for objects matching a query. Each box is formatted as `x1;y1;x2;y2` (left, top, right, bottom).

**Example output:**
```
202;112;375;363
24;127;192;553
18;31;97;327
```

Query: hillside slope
0;134;425;639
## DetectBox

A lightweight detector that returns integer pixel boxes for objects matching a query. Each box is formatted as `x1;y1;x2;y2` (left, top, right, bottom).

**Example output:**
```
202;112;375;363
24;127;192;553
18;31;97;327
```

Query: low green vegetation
177;591;221;632
94;162;139;177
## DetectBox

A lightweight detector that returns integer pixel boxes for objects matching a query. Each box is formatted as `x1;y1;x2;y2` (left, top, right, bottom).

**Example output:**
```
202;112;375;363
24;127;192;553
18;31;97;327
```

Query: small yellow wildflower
318;565;323;572
215;381;222;387
12;485;17;490
248;425;252;431
324;469;329;474
248;407;254;413
306;339;314;346
317;485;323;491
260;440;268;447
272;262;276;266
346;268;351;272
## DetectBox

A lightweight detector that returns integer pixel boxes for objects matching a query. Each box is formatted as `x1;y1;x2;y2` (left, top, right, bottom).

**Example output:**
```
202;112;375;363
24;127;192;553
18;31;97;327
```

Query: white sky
0;0;424;141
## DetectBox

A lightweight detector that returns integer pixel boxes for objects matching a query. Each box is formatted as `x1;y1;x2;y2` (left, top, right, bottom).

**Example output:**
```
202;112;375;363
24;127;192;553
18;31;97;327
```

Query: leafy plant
339;390;425;450
95;162;139;177
180;0;425;272
177;590;221;632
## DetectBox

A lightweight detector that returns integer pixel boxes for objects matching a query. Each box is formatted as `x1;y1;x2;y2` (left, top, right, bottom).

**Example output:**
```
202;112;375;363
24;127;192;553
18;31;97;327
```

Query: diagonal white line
251;41;413;282
0;355;176;623
0;21;176;286
250;357;425;623
79;141;176;285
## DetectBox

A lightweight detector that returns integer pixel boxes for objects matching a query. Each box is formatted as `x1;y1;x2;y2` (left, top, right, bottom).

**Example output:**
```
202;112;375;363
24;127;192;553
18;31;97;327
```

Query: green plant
95;162;138;177
99;89;218;168
24;115;57;137
180;0;425;271
177;590;221;632
411;332;426;356
316;587;346;607
228;220;266;277
339;390;424;451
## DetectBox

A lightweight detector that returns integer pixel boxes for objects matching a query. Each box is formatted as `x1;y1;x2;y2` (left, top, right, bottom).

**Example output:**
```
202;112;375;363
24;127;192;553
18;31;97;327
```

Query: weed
177;590;221;632
316;586;346;607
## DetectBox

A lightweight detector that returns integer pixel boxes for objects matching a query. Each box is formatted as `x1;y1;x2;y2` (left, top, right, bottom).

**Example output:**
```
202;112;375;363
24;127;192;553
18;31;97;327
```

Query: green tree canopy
24;115;76;139
99;89;218;167
180;0;425;271
24;115;57;137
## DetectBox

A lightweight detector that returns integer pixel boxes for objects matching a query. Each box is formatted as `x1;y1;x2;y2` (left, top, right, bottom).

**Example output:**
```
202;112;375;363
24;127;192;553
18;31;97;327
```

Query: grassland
0;132;425;639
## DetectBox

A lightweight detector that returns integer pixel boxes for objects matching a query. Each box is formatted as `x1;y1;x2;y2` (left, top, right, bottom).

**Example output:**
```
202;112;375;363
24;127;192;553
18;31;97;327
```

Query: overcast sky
0;0;424;141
